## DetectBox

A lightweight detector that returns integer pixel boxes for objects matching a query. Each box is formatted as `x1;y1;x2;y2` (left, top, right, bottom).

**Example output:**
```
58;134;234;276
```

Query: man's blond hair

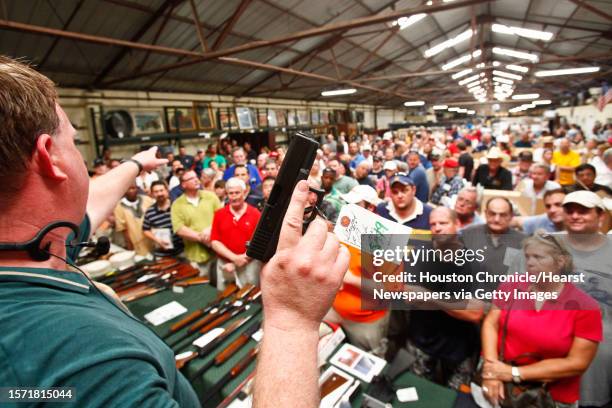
0;56;59;185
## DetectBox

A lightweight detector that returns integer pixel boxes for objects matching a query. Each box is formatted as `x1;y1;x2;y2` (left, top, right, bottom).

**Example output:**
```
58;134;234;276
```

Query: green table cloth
128;284;459;408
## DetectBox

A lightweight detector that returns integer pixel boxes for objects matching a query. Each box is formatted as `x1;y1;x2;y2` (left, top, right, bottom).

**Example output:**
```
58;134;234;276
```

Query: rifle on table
116;264;200;302
161;283;239;340
166;285;257;348
110;261;182;291
216;371;256;408
175;309;257;372
187;317;262;381
200;346;260;406
98;258;179;285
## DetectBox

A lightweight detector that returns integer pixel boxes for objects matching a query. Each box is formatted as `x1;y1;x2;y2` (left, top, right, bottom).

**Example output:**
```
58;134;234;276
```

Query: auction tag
144;301;187;326
396;387;418;402
172;285;185;294
333;204;413;252
193;327;224;348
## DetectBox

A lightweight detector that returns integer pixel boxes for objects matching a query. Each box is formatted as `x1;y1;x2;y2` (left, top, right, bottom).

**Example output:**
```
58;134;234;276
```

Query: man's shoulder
461;223;486;236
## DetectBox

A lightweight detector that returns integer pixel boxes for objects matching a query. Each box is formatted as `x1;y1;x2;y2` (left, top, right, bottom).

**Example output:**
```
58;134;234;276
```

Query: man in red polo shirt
210;177;261;289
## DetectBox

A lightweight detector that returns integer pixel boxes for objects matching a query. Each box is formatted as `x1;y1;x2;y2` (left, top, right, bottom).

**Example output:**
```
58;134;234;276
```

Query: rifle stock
164;283;238;338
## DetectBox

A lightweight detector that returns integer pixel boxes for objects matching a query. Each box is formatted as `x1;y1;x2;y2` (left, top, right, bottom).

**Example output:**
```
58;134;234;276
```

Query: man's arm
211;240;239;263
253;181;350;408
87;147;167;233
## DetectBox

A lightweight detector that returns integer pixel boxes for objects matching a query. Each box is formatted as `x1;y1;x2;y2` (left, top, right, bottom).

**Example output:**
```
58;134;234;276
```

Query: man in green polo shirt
0;55;350;407
171;170;221;276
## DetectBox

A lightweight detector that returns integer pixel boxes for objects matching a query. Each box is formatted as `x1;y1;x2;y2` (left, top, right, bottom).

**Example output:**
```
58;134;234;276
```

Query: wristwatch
511;366;522;384
121;158;143;173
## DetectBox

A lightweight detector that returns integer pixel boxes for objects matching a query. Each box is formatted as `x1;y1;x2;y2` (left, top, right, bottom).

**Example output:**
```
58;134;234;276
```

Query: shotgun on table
161;283;239;340
166;286;257;349
187;318;262;381
116;264;200;302
200;346;260;406
101;259;180;285
111;261;182;291
174;310;257;371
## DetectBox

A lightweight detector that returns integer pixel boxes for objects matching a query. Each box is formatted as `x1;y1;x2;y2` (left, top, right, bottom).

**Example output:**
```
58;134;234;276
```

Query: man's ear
34;134;68;181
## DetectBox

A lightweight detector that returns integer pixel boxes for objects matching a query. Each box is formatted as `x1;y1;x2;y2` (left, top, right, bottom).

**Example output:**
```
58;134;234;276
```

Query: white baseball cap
383;160;398;171
562;191;606;211
382;131;393;141
341;185;382;206
486;147;504;160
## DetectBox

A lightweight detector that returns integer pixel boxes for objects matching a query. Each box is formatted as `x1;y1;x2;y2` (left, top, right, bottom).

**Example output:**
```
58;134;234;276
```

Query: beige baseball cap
562;190;606;211
341;185;382;206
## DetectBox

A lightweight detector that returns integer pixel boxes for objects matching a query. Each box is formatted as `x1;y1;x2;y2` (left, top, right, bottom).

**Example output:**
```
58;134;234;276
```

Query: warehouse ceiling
0;0;611;108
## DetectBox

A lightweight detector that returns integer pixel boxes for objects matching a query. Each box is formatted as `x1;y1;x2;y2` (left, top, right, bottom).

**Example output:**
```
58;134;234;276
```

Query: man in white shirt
517;163;561;199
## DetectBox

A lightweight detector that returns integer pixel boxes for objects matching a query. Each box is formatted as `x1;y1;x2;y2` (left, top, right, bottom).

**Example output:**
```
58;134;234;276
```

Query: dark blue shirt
223;164;261;189
376;201;432;230
408;166;430;203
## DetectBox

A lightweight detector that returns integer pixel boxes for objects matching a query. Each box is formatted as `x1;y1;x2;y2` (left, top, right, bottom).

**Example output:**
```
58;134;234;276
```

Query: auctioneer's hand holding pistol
246;132;319;262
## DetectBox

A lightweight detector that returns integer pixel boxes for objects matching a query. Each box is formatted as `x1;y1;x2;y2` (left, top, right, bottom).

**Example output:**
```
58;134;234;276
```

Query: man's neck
156;199;170;210
394;200;416;219
185;189;199;199
457;212;474;226
230;203;247;216
533;182;545;193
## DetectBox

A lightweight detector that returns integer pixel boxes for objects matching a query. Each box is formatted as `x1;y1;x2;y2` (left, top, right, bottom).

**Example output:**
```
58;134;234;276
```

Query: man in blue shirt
407;151;430;203
223;147;261;189
0;56;350;408
376;173;432;231
512;189;566;235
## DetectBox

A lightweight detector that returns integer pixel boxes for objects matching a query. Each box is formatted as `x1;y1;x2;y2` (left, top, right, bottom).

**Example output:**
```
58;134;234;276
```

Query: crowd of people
92;122;612;407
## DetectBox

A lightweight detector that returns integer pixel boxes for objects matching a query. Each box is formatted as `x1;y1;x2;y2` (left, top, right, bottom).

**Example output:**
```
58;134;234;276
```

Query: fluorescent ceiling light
506;64;528;73
321;88;356;96
492;70;522;81
492;76;514;85
492;61;501;67
466;80;481;88
512;93;539;100
433;105;448;110
476;62;485;68
533;99;552;105
404;101;425;106
492;23;554;41
392;13;427;30
442;50;481;70
451;68;473;79
458;74;480;86
524;103;536;108
448;107;460;111
426;0;433;5
457;108;468;113
492;47;539;62
467;110;476;114
424;29;474;58
534;67;600;77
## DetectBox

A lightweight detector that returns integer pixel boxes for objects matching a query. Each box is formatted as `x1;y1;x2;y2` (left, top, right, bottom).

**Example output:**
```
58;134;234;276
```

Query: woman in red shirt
481;232;602;407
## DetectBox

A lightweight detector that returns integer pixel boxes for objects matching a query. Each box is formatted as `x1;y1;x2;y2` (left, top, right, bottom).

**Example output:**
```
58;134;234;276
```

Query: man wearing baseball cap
376;173;432;231
431;159;464;206
327;185;388;351
561;190;612;407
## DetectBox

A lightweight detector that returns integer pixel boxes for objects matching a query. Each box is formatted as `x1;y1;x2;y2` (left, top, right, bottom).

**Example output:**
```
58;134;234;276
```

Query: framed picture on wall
236;107;257;129
287;109;297;126
166;107;195;132
131;109;165;135
257;108;268;128
297;110;309;125
218;108;238;130
311;110;320;125
194;102;215;130
320;111;329;124
275;109;287;126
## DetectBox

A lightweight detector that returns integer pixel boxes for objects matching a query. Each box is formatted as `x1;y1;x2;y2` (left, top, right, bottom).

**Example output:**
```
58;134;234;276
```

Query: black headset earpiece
0;221;79;261
0;221;110;261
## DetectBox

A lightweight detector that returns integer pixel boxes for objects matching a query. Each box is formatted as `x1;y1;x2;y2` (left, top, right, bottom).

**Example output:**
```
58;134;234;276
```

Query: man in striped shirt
143;181;184;257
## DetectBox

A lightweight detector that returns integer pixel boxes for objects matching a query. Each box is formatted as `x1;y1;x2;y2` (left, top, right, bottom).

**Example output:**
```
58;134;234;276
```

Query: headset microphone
0;221;110;261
